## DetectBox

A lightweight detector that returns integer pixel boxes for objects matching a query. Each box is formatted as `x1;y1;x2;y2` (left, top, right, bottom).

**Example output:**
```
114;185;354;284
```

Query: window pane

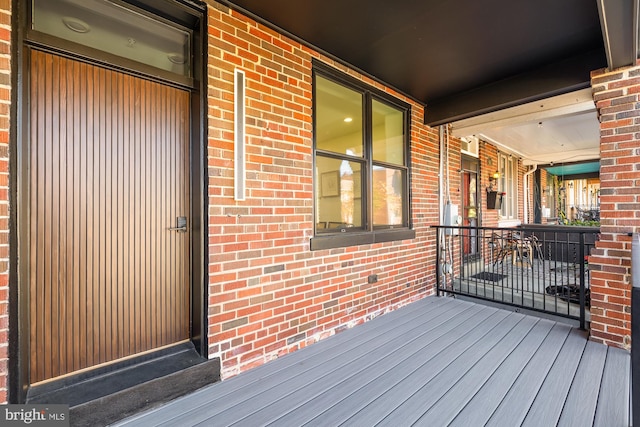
372;99;404;165
508;158;516;218
372;166;405;228
315;76;364;157
316;156;363;231
33;0;191;77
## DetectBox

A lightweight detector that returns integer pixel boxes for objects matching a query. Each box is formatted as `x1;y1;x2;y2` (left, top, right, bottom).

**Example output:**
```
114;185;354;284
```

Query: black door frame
9;0;208;402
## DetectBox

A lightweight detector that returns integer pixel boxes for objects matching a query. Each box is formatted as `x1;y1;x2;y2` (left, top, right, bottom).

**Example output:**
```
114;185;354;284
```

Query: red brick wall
0;0;9;404
589;65;640;348
206;3;440;378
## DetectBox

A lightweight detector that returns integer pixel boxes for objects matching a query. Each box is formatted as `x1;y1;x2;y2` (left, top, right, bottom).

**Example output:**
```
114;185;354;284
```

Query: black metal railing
631;232;639;427
433;224;599;329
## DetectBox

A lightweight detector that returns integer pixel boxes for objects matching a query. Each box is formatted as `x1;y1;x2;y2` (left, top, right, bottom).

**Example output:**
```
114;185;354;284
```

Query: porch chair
527;234;544;261
489;232;512;265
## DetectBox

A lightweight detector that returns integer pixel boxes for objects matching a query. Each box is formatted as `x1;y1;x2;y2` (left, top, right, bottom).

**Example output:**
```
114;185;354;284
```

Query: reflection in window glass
315;76;364;157
32;0;191;77
372;100;404;165
315;156;363;232
372;166;405;228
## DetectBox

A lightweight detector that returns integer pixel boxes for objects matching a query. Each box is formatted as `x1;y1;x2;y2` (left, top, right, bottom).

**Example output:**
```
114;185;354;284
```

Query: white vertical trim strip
234;69;246;201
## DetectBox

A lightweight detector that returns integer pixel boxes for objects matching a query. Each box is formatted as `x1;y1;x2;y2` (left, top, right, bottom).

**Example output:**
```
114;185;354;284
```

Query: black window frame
310;61;414;251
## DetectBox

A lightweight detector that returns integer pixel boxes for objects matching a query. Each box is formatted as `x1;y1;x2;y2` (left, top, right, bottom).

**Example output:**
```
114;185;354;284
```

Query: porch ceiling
220;0;638;165
220;0;638;126
450;88;602;165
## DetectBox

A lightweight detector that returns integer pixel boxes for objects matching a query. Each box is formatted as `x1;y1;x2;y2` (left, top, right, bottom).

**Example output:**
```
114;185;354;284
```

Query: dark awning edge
424;49;606;127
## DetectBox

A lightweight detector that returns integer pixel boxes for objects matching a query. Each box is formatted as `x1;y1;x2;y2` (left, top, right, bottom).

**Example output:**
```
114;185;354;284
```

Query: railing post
578;232;585;330
436;227;441;296
632;232;640;427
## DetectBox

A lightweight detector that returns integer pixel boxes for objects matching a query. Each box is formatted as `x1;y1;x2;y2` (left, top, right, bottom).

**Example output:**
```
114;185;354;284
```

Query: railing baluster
436;228;441;296
631;232;639;427
579;232;585;330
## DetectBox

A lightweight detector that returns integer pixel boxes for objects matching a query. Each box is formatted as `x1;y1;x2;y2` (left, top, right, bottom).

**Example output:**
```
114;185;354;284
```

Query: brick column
590;65;640;348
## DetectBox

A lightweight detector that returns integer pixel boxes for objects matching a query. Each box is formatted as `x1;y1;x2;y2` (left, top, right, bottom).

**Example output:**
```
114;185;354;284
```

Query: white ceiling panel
451;90;600;165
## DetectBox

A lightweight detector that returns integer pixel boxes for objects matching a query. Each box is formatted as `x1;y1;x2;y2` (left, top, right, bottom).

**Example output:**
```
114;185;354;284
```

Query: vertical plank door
29;50;191;383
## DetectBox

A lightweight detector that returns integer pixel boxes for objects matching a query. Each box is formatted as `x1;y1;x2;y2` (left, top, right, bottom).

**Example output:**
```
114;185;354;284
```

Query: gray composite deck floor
115;296;630;427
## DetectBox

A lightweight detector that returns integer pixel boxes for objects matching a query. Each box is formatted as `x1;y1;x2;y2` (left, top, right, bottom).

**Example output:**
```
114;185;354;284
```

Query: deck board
344;308;513;426
268;301;492;426
520;329;588;427
209;301;491;426
299;305;501;427
115;296;630;427
162;298;475;427
421;316;548;426
484;322;572;426
137;296;453;426
593;346;631;427
557;341;608;427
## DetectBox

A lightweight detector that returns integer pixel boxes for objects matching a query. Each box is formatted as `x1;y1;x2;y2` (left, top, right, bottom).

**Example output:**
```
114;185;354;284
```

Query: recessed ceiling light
343;117;353;123
62;17;90;33
168;53;186;64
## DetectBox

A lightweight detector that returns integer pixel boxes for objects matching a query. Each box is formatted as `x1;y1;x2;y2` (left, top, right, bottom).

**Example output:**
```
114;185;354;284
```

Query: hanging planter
487;191;504;210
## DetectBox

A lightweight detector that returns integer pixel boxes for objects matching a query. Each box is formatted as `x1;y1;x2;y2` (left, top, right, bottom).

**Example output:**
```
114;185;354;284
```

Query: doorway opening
461;156;480;262
14;0;209;407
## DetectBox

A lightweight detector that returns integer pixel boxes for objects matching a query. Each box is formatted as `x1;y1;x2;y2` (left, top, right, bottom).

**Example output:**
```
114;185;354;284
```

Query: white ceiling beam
450;88;595;138
518;150;601;166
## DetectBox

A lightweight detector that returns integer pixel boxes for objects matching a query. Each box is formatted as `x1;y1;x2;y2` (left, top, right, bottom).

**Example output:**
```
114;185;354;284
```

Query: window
311;63;413;250
498;153;517;219
31;0;193;80
460;136;479;157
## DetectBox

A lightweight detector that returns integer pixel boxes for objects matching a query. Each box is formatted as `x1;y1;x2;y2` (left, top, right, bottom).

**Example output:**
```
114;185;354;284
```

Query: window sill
498;219;522;228
310;229;416;251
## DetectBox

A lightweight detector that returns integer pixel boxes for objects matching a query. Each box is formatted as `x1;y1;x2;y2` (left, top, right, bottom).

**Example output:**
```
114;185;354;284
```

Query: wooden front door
28;50;191;384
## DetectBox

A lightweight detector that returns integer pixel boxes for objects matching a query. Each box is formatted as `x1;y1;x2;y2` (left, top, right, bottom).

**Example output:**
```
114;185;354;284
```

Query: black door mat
545;285;591;307
470;272;507;282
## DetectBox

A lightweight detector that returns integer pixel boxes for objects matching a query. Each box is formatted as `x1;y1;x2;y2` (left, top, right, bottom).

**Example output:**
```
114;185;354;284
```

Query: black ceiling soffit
597;0;638;70
221;0;638;125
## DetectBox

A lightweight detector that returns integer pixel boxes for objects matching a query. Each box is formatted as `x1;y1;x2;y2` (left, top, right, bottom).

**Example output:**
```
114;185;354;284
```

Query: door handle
168;216;188;232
